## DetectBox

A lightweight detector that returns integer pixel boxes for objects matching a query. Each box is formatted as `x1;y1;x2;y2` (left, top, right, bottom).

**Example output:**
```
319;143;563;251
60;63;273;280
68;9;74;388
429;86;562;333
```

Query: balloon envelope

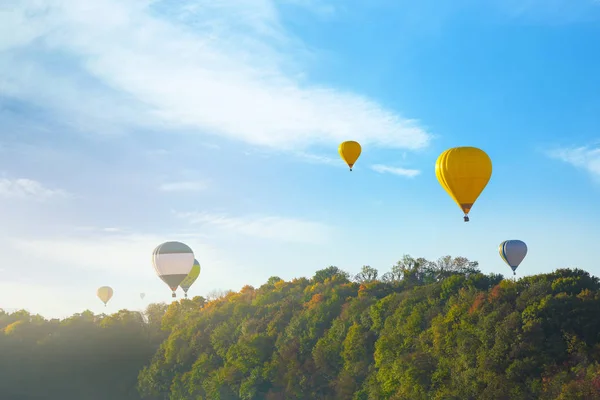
338;141;362;171
499;240;528;274
180;259;201;294
97;286;113;305
435;146;492;221
152;241;195;297
140;293;145;300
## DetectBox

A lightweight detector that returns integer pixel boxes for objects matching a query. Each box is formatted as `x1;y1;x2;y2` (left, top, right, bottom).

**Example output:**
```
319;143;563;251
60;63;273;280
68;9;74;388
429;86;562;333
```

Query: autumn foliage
1;256;600;399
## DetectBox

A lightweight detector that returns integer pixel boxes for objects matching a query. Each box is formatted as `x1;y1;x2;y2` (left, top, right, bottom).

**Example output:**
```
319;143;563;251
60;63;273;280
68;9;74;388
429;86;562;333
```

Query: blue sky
1;0;600;318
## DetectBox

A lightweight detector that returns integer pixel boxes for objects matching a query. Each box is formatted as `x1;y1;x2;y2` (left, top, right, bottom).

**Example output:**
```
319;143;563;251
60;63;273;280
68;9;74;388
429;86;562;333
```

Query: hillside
2;255;600;399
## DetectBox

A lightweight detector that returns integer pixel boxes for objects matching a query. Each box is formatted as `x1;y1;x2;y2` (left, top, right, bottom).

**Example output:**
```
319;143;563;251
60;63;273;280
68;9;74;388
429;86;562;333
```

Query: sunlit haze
1;0;600;318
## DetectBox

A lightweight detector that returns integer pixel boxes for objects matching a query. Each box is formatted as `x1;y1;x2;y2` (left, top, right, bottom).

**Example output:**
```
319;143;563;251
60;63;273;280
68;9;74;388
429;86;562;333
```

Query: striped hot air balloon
152;241;195;298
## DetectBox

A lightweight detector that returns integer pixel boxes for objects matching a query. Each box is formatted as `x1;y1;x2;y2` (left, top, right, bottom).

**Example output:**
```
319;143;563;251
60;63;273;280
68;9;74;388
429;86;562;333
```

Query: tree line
2;255;600;399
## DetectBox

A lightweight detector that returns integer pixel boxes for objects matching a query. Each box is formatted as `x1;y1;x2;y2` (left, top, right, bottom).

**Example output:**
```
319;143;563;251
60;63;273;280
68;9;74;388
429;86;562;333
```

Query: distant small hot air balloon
152;241;195;298
97;286;113;307
338;141;362;171
435;146;492;222
499;240;528;276
180;259;201;298
140;293;146;300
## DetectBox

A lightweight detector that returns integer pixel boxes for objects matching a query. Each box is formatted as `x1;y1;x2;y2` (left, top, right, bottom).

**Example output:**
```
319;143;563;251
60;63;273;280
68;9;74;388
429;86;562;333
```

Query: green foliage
4;256;600;399
313;266;351;283
0;306;167;400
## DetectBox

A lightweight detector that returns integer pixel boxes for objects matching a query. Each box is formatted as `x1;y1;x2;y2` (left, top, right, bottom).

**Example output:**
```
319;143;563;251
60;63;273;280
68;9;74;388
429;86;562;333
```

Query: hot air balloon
338;141;361;171
97;286;113;307
180;259;201;298
499;240;527;276
152;241;195;298
435;147;492;222
140;293;145;300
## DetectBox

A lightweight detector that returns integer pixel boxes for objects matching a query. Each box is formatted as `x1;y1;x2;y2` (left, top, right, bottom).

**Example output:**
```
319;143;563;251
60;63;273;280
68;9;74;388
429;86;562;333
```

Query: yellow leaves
577;289;594;301
304;283;318;294
241;285;255;294
3;320;24;335
443;303;465;326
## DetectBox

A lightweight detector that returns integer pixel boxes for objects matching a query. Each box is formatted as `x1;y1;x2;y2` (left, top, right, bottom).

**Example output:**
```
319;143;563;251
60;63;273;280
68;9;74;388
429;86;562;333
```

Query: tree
381;255;433;284
354;265;378;283
434;255;480;279
313;266;350;283
206;288;233;301
267;276;283;285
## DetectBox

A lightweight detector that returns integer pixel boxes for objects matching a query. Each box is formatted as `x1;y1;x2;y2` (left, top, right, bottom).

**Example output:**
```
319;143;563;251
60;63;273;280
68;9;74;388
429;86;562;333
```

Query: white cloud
547;146;600;177
293;151;340;166
1;0;432;152
10;233;160;277
174;211;333;244
158;180;209;192
370;164;421;177
0;178;70;200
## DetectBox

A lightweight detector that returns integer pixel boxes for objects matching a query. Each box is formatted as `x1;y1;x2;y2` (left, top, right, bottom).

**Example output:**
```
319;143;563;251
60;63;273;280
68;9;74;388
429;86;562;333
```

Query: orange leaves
305;293;325;309
469;293;487;315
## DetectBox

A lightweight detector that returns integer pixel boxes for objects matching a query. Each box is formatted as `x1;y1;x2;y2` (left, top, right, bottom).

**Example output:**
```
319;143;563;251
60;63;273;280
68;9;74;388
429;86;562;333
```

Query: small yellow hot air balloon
180;259;201;298
338;141;362;171
435;146;492;222
97;286;113;307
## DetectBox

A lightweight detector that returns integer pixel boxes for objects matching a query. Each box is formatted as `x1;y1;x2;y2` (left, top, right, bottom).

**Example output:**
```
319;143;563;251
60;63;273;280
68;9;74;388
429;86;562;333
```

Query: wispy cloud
174;211;333;244
158;180;209;192
2;0;432;152
370;164;421;178
0;178;70;200
9;231;221;278
10;233;160;277
547;145;600;177
294;151;340;166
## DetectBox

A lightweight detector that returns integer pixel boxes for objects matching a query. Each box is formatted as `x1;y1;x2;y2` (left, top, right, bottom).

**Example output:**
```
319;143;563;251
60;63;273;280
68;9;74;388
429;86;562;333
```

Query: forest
2;255;600;400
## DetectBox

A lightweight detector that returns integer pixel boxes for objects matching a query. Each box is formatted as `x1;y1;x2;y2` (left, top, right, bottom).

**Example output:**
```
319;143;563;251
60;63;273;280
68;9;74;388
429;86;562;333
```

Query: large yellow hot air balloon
97;286;113;307
338;141;361;171
435;147;492;222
